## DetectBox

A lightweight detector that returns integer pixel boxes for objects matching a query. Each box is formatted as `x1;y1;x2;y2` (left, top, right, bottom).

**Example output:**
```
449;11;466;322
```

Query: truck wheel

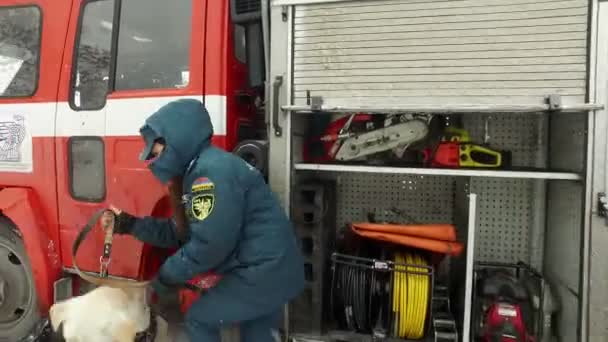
233;140;268;177
0;218;39;342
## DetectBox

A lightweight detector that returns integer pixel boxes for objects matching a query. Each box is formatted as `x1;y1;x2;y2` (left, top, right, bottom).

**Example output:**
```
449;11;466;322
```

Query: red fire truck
0;0;266;339
3;0;608;341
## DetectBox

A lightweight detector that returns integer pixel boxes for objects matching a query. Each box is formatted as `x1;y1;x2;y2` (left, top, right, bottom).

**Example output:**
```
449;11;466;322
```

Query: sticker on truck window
0;111;32;173
0;55;24;95
0;114;26;163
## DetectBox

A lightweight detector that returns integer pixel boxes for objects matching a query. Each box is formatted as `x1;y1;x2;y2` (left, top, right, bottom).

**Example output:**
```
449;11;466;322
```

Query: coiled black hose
334;259;378;333
332;251;431;338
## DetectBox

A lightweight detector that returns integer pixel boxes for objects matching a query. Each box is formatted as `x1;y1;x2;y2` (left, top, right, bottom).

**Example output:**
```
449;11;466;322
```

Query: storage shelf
294;163;582;180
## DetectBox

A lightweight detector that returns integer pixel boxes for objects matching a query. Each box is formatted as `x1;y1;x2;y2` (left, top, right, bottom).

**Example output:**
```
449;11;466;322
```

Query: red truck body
0;0;261;334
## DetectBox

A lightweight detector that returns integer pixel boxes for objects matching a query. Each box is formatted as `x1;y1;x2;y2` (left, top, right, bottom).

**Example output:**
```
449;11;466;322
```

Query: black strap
71;209;149;288
72;208;203;293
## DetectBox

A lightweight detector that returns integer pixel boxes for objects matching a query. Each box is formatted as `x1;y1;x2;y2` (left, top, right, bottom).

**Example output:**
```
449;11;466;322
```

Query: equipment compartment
285;110;588;342
265;1;599;340
289;173;472;342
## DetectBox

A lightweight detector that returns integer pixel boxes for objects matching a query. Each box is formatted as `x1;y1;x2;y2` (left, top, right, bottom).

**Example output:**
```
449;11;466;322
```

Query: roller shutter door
291;0;589;107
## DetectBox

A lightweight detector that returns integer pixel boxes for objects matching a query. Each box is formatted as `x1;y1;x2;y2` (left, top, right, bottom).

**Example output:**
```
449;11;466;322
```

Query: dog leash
72;208;206;292
72;208;150;288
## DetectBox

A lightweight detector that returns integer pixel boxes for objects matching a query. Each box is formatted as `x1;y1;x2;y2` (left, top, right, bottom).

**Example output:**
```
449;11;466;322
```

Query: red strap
187;272;222;290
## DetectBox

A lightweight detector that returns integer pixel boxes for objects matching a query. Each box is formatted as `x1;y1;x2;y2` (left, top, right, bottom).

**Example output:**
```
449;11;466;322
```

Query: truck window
114;0;192;90
0;6;41;98
71;0;114;110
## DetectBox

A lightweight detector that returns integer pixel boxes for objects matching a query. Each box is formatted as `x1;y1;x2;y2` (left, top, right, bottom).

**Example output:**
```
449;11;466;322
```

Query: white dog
48;285;170;342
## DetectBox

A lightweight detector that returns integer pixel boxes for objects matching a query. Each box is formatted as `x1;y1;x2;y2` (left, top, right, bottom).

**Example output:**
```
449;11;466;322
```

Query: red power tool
475;271;535;342
422;127;511;169
302;113;434;163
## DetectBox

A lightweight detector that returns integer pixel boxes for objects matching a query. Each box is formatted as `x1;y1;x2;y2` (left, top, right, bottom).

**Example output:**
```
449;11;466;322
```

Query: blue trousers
183;277;283;342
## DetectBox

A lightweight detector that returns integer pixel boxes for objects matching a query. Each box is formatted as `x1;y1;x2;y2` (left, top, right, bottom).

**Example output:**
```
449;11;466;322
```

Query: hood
139;98;213;183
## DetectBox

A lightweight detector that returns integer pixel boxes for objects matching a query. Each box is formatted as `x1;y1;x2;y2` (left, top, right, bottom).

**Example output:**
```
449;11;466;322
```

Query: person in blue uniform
104;99;305;341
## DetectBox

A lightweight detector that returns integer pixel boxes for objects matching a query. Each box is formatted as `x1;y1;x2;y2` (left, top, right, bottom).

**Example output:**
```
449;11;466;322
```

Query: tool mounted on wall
303;113;441;164
422;127;511;169
303;114;511;169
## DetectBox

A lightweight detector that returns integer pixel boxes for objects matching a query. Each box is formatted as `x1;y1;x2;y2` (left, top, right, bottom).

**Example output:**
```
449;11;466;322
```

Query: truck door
55;0;121;276
56;0;204;279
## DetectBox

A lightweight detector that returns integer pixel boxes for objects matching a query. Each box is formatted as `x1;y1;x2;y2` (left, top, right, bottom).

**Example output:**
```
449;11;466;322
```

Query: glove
113;211;137;235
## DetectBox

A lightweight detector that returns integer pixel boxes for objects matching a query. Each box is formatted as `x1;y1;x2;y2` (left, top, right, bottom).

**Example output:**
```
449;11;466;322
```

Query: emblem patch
191;177;215;192
191;194;214;221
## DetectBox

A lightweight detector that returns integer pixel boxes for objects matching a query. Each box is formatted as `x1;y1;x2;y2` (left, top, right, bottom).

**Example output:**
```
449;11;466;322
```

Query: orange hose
351;222;457;242
351;225;464;256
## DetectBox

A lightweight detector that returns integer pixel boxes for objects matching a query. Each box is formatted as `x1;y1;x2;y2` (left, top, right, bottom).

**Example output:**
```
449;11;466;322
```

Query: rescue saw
303;113;436;163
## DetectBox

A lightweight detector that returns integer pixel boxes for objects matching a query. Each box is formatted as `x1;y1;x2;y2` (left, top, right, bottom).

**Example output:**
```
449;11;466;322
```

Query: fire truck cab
0;0;266;339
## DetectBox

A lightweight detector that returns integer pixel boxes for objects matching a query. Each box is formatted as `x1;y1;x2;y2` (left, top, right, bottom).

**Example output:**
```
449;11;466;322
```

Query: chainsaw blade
334;119;429;161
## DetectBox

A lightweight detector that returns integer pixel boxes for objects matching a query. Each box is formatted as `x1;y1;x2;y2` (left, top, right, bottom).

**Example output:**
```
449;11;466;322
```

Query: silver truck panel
588;1;608;340
291;0;589;107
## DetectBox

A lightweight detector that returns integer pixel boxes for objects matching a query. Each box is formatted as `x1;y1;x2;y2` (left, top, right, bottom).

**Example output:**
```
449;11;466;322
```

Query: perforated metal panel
332;174;543;266
334;173;456;227
330;175;543;268
462;114;546;268
469;178;535;263
462;114;547;167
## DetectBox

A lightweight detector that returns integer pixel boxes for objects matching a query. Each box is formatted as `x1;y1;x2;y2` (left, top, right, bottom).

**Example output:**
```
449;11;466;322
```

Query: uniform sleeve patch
191;193;215;221
191;177;215;192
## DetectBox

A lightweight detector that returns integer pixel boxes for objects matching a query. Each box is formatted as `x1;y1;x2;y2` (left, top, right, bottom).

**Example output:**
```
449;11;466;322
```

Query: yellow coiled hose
392;251;430;339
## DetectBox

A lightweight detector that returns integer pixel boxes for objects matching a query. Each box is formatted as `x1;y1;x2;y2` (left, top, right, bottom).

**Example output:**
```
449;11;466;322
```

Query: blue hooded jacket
129;99;305;313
